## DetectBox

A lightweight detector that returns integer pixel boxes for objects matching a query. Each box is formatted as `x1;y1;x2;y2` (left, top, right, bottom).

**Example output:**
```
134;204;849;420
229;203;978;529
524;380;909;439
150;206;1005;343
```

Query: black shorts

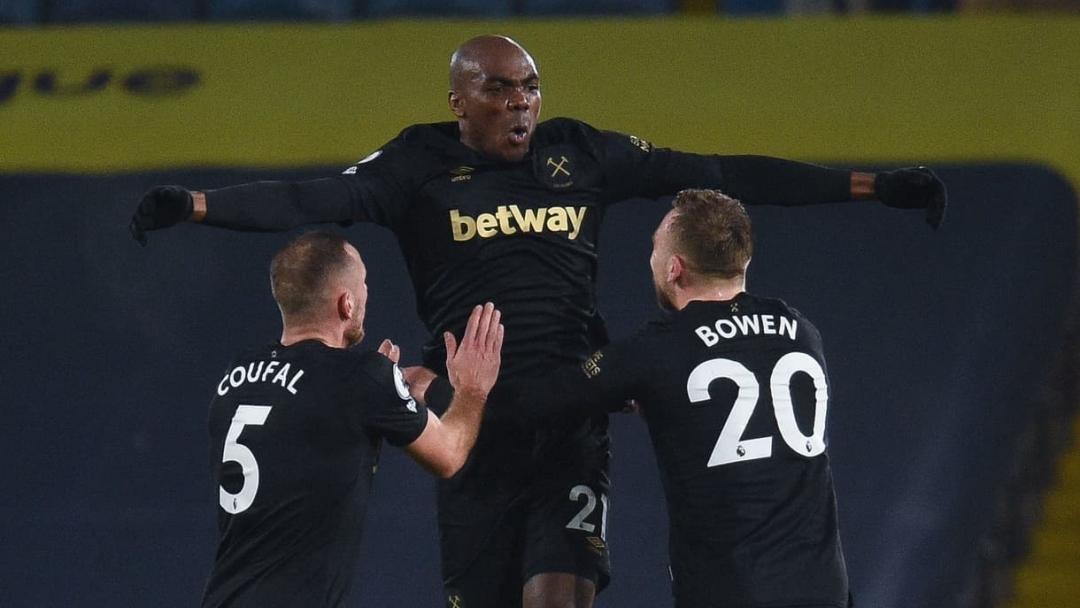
438;421;611;608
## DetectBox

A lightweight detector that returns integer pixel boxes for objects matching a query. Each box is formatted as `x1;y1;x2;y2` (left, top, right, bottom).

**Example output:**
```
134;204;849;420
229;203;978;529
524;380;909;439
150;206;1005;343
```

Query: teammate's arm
594;127;947;228
129;144;412;244
403;303;504;478
406;341;639;431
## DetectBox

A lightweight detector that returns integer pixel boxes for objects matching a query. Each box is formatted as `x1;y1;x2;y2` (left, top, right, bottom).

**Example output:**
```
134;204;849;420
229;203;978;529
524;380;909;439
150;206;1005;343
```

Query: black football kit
202;340;428;608
484;293;850;608
198;118;854;606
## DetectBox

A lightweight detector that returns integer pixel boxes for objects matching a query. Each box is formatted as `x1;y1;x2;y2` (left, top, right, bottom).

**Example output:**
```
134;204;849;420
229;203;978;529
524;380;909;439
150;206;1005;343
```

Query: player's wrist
191;191;207;222
850;172;875;200
450;386;489;406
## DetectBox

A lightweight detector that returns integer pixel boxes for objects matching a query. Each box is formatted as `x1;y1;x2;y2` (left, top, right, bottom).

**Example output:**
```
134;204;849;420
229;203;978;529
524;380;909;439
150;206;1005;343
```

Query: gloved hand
129;185;194;245
875;167;947;229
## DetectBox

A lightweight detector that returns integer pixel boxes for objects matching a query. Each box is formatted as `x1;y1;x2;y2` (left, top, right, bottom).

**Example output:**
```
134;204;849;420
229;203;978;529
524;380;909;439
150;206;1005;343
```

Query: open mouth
509;125;529;145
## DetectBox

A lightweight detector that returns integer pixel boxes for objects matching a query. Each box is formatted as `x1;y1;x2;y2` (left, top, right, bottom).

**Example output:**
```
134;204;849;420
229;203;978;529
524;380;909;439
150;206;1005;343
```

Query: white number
687;359;769;466
686;352;828;468
219;405;273;514
771;352;828;458
566;484;608;540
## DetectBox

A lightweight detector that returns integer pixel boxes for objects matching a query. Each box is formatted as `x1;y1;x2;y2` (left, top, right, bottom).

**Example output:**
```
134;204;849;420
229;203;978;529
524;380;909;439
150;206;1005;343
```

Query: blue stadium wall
1;164;1076;607
1;18;1078;608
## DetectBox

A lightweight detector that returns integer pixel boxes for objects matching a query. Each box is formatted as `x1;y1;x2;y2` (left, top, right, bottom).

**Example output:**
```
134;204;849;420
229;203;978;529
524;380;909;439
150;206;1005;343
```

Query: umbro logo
450;166;474;183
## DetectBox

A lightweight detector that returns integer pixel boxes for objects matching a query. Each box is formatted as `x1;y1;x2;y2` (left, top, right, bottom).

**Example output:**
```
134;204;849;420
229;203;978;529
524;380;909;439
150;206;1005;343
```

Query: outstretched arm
402;303;504;478
129;179;358;244
594;127;948;228
130;139;413;244
405;345;638;432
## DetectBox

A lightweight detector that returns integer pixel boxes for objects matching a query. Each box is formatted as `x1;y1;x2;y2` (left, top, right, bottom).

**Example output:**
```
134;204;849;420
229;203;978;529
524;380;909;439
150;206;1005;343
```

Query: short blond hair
270;231;356;318
670;189;752;279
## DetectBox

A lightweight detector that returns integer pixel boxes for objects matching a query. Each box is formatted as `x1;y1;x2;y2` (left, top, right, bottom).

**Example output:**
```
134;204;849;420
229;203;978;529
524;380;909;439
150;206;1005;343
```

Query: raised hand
444;303;503;398
129;185;194;245
875;167;948;229
377;339;401;364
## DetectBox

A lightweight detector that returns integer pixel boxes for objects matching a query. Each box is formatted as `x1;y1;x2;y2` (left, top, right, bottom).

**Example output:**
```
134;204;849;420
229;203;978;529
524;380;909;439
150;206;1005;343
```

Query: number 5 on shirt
219;405;273;514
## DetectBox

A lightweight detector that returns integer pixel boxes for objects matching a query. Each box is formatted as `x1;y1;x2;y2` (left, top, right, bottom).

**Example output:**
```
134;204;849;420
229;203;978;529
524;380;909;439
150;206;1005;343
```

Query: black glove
875;167;947;229
129;185;194;245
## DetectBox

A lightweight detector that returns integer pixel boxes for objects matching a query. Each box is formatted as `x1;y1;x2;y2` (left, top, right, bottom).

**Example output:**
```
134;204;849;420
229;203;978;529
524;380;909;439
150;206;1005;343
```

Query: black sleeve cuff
424;376;454;415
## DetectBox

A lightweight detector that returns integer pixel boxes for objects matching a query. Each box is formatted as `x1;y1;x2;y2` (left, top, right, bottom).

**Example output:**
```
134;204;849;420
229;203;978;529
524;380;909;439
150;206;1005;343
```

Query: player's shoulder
740;293;825;346
393;122;460;148
533;117;605;147
326;346;392;381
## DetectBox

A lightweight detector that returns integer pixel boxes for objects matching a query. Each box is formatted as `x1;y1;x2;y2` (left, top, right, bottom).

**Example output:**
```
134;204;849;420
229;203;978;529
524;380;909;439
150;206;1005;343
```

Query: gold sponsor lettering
450;205;588;242
582;351;604;378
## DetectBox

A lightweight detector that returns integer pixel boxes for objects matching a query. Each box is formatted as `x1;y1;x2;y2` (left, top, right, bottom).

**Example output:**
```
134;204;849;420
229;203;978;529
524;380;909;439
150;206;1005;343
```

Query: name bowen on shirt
695;313;799;346
449;205;588;242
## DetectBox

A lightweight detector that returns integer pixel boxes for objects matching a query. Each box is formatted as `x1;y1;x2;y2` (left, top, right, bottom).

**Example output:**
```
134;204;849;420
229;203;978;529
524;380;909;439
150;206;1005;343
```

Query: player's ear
449;90;465;117
668;254;685;283
338;290;353;321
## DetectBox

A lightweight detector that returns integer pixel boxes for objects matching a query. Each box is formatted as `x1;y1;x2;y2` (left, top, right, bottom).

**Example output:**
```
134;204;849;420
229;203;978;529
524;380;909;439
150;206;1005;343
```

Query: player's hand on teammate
377;339;401;364
445;303;503;399
875;167;948;229
402;366;437;405
129;185;194;245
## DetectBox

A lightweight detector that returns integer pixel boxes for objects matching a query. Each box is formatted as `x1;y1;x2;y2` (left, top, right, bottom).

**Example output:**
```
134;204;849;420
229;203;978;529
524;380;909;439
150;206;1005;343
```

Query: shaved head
450;35;536;90
447;35;542;162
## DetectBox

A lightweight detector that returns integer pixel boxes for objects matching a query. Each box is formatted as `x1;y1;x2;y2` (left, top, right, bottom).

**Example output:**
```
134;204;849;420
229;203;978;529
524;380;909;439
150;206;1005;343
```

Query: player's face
650;213;677;312
344;247;368;347
453;48;541;162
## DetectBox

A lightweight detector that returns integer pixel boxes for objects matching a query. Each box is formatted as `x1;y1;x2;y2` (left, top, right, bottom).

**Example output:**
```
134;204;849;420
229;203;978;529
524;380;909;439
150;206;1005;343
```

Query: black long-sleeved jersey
203;341;428;607
203;118;851;381
490;294;849;608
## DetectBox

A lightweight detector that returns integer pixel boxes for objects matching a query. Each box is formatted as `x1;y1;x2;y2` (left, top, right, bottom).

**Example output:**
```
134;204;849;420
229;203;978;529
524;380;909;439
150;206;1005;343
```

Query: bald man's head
448;35;541;162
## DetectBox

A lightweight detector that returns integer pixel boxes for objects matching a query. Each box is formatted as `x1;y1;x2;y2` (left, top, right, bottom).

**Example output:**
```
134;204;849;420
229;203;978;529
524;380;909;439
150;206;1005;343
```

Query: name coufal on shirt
217;360;306;396
695;314;798;347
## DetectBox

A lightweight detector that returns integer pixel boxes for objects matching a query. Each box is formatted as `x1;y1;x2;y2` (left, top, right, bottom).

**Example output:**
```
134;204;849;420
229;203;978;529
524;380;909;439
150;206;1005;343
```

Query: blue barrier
0;165;1074;607
210;0;354;20
0;0;38;23
47;0;195;22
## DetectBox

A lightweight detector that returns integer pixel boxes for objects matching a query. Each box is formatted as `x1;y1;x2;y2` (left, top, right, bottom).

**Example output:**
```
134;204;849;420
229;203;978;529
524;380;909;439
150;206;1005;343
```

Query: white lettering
716;319;738;339
779;316;798;340
695;326;720;347
216;360;306;395
261;360;280;382
286;369;305;395
699;314;800;346
731;315;760;335
272;363;292;389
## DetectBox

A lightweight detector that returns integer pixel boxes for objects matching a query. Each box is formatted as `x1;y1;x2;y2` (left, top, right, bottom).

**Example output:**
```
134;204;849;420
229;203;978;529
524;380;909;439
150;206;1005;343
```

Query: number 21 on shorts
219;405;273;514
566;484;609;541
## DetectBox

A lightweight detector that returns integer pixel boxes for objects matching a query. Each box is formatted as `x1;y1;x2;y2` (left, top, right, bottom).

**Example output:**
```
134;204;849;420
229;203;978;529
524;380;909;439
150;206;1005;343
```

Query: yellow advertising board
1;17;1078;190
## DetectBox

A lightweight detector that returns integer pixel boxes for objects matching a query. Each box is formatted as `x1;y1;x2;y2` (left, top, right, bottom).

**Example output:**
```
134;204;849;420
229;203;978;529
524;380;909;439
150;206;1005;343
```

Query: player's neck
673;280;745;310
280;323;346;349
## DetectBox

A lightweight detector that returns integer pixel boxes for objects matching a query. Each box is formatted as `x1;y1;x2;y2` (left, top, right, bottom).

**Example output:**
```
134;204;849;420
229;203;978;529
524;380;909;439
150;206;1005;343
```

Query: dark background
0;165;1075;607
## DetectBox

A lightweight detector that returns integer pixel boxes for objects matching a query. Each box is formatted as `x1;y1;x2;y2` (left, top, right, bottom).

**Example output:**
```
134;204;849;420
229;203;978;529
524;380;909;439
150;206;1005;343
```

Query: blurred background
1;2;1077;607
